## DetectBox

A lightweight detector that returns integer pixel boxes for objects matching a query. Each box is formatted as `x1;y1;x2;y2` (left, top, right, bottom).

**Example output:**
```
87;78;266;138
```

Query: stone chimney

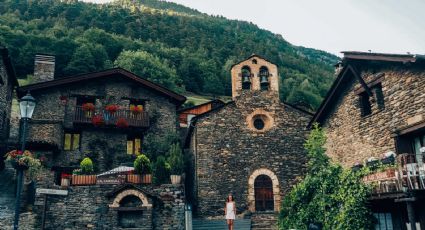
33;54;55;83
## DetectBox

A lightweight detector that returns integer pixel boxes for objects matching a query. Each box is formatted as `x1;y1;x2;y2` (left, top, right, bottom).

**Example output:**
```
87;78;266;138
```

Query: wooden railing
363;153;425;194
73;106;149;128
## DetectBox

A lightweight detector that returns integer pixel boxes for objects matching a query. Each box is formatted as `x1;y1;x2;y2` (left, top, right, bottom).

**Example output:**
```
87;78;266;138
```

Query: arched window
241;66;251;90
254;175;274;211
259;66;270;91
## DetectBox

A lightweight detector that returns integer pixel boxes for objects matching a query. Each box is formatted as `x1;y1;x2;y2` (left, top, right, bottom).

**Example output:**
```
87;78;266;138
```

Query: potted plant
105;104;119;114
91;115;104;126
5;150;41;179
130;105;143;114
167;143;184;184
116;117;129;128
128;154;152;184
61;173;72;187
72;157;96;185
82;103;95;117
59;95;68;106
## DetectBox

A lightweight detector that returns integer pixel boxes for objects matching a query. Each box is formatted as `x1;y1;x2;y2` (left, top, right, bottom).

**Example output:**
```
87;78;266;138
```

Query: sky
82;0;425;56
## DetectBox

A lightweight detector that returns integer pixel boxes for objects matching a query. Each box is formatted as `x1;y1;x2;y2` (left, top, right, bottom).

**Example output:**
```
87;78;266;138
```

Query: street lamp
13;92;36;230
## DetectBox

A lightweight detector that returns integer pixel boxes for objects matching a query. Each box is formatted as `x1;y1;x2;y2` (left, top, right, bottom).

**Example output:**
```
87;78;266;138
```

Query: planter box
72;175;96;185
170;175;182;185
363;168;396;182
127;174;152;184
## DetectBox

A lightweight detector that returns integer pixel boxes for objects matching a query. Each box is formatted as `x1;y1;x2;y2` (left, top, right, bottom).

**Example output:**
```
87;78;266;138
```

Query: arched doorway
254;175;274;211
248;168;280;212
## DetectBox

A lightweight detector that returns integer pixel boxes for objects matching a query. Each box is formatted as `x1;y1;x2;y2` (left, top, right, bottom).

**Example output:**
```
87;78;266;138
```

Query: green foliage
114;50;182;91
167;142;184;175
80;157;94;175
0;0;339;110
134;154;152;174
153;156;170;185
143;131;180;161
279;124;374;230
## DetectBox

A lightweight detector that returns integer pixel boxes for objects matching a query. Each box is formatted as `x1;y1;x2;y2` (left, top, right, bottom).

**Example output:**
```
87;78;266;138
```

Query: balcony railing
73;106;149;128
363;153;425;194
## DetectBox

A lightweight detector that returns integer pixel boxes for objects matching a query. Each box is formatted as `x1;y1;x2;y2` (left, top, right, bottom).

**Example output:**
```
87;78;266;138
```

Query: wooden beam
348;65;373;96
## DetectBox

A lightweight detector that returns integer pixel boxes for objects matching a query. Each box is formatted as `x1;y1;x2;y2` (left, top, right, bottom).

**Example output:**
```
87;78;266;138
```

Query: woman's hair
226;194;235;202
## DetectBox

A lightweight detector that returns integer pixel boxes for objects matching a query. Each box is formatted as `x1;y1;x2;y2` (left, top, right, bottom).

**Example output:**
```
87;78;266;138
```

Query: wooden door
254;175;274;211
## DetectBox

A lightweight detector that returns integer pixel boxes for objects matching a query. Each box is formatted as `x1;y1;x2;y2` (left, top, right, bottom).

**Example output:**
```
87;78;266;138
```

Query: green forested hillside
0;0;339;110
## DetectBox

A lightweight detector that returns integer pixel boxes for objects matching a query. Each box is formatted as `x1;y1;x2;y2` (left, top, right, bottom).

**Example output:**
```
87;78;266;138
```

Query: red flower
116;117;129;128
91;115;104;126
105;104;119;113
82;103;95;111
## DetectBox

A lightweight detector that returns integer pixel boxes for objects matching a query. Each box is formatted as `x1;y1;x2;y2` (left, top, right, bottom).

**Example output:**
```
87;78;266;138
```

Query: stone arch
109;189;152;208
248;168;280;212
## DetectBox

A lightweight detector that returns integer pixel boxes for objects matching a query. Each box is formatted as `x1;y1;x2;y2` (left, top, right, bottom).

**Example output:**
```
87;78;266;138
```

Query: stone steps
251;212;278;230
193;219;251;230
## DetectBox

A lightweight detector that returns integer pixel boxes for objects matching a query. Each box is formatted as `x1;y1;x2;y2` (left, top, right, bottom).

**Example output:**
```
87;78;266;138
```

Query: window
127;135;142;155
241;66;251;90
252;59;257;64
253;118;265;130
374;84;385;110
64;132;80;151
359;84;384;117
373;213;393;230
359;92;372;116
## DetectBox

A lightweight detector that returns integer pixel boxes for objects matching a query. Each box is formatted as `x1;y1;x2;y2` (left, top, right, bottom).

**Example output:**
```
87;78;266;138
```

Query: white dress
225;202;236;220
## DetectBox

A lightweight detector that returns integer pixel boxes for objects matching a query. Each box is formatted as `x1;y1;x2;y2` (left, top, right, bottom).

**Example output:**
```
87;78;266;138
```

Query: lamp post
13;92;36;230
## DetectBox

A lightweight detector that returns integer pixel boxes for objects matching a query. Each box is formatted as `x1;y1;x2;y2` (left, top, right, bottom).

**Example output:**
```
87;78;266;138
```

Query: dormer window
259;66;270;91
241;66;251;90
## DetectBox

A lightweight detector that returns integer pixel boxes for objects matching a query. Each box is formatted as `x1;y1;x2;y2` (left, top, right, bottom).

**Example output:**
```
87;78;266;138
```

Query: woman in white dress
225;194;236;230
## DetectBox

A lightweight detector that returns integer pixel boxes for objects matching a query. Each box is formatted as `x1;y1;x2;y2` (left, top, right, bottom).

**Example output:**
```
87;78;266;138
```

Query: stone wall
190;88;311;217
25;76;179;169
322;66;425;167
0;58;13;149
0;184;185;230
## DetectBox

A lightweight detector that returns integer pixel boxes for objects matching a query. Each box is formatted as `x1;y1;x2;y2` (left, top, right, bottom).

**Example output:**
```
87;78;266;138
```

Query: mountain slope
0;0;339;110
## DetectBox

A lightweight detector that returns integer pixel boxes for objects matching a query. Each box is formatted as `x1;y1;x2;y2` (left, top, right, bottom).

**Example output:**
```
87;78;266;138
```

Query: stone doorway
248;168;280;212
254;175;274;211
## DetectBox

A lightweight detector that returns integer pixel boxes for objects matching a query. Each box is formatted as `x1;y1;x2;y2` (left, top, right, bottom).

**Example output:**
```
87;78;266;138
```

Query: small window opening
374;84;385;110
253;118;265;130
359;93;372;117
127;135;143;155
252;59;257;64
64;131;81;151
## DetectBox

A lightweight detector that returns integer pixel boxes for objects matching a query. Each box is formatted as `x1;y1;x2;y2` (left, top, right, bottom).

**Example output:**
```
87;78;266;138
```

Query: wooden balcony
363;154;425;195
73;106;149;128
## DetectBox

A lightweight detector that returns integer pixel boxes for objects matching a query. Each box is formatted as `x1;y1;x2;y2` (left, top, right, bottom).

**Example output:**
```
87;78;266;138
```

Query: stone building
0;46;18;170
311;51;425;229
185;55;312;227
0;54;188;229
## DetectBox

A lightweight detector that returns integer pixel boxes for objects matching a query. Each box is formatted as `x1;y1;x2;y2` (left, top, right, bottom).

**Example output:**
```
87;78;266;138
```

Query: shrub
134;154;152;174
153;156;170;185
167;143;184;175
80;157;94;175
278;124;374;230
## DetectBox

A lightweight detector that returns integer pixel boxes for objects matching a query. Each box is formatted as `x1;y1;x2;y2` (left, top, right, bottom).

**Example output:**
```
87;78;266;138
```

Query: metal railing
73;106;149;128
363;153;425;194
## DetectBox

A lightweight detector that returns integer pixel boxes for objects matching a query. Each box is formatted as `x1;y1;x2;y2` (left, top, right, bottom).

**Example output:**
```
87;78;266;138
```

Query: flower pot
72;175;96;185
170;175;181;184
127;174;152;184
61;178;70;187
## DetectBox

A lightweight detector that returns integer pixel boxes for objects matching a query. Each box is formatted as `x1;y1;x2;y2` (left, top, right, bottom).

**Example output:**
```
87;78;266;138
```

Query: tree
114;50;182;91
279;124;374;230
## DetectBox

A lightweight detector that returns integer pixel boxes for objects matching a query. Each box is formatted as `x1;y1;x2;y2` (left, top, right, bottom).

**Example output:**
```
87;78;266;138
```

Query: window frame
63;131;81;151
127;135;143;155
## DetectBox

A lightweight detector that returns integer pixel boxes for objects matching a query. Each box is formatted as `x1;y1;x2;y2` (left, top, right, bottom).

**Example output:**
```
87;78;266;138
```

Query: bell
260;75;268;84
243;75;250;83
